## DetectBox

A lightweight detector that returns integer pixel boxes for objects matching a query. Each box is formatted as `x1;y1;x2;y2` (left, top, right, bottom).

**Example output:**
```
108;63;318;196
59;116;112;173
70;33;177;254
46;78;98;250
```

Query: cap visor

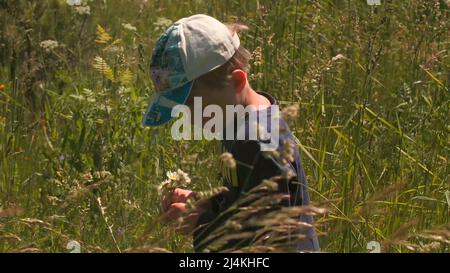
142;80;194;126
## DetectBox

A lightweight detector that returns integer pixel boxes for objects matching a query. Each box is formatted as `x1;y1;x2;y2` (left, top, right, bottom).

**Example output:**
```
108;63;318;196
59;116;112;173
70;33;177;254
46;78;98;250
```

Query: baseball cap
142;14;241;126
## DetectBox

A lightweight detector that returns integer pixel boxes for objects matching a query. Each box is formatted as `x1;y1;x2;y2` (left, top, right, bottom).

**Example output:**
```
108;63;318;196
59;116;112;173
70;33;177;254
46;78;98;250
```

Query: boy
142;14;319;252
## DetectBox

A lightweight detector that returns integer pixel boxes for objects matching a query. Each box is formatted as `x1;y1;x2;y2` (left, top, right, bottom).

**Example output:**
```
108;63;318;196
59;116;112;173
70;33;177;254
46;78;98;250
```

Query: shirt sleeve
198;137;301;215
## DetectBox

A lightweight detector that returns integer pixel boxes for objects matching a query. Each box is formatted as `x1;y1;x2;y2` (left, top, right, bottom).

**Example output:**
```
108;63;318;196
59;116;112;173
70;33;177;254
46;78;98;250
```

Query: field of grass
0;0;449;253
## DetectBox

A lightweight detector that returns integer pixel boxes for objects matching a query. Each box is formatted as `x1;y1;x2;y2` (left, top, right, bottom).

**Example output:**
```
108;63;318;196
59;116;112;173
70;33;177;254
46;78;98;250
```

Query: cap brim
141;80;194;126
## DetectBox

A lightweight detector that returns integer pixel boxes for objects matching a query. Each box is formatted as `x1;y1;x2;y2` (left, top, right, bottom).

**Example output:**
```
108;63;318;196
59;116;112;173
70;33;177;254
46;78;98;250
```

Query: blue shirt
193;92;320;252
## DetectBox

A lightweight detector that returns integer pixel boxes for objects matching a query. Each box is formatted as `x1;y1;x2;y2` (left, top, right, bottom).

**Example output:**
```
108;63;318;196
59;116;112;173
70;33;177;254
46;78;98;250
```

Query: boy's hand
161;202;201;234
160;188;195;213
160;188;201;235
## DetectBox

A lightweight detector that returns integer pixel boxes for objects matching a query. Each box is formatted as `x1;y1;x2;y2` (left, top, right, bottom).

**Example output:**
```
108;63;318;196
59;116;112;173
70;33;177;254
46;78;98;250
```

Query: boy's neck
220;87;272;140
242;87;271;110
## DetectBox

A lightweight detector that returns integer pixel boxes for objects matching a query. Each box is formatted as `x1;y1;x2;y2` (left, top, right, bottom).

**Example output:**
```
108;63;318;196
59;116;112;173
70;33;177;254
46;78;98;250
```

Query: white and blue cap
142;14;241;126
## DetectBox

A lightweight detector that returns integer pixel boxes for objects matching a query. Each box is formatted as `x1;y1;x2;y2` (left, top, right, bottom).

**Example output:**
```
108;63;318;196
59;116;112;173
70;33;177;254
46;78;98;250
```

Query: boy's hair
192;23;252;91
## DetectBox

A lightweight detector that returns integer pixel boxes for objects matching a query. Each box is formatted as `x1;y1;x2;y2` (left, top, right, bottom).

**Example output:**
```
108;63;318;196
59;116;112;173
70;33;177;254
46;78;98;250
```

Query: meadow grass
0;0;448;252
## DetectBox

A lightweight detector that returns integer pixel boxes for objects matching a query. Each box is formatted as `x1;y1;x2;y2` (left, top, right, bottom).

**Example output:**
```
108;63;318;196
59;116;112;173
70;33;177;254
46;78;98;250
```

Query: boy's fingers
160;188;196;214
161;202;188;223
172;188;195;203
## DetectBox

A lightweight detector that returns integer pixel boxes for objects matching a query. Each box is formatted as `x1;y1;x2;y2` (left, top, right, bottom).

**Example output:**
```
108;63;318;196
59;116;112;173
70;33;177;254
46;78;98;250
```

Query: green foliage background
0;0;448;252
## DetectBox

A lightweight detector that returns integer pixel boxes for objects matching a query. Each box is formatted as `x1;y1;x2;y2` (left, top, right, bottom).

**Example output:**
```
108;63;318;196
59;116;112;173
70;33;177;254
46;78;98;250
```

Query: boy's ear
230;69;247;93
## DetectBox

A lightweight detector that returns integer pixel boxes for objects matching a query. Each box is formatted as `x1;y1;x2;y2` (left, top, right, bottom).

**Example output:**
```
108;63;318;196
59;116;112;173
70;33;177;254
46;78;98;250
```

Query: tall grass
0;0;448;252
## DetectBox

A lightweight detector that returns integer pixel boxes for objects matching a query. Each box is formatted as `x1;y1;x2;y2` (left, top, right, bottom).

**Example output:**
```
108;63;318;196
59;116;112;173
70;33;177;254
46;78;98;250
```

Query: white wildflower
166;170;178;181
74;5;90;15
157;169;191;195
154;17;173;31
40;40;59;52
175;169;191;184
122;23;137;32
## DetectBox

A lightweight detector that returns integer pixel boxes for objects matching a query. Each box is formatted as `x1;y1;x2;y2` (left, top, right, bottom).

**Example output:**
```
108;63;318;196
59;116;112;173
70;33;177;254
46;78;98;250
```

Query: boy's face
184;83;233;127
185;83;233;111
186;69;247;112
185;69;247;126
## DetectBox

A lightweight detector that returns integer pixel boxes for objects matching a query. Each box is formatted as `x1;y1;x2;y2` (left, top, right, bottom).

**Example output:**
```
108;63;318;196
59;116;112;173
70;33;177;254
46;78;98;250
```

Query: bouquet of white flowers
157;169;191;195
